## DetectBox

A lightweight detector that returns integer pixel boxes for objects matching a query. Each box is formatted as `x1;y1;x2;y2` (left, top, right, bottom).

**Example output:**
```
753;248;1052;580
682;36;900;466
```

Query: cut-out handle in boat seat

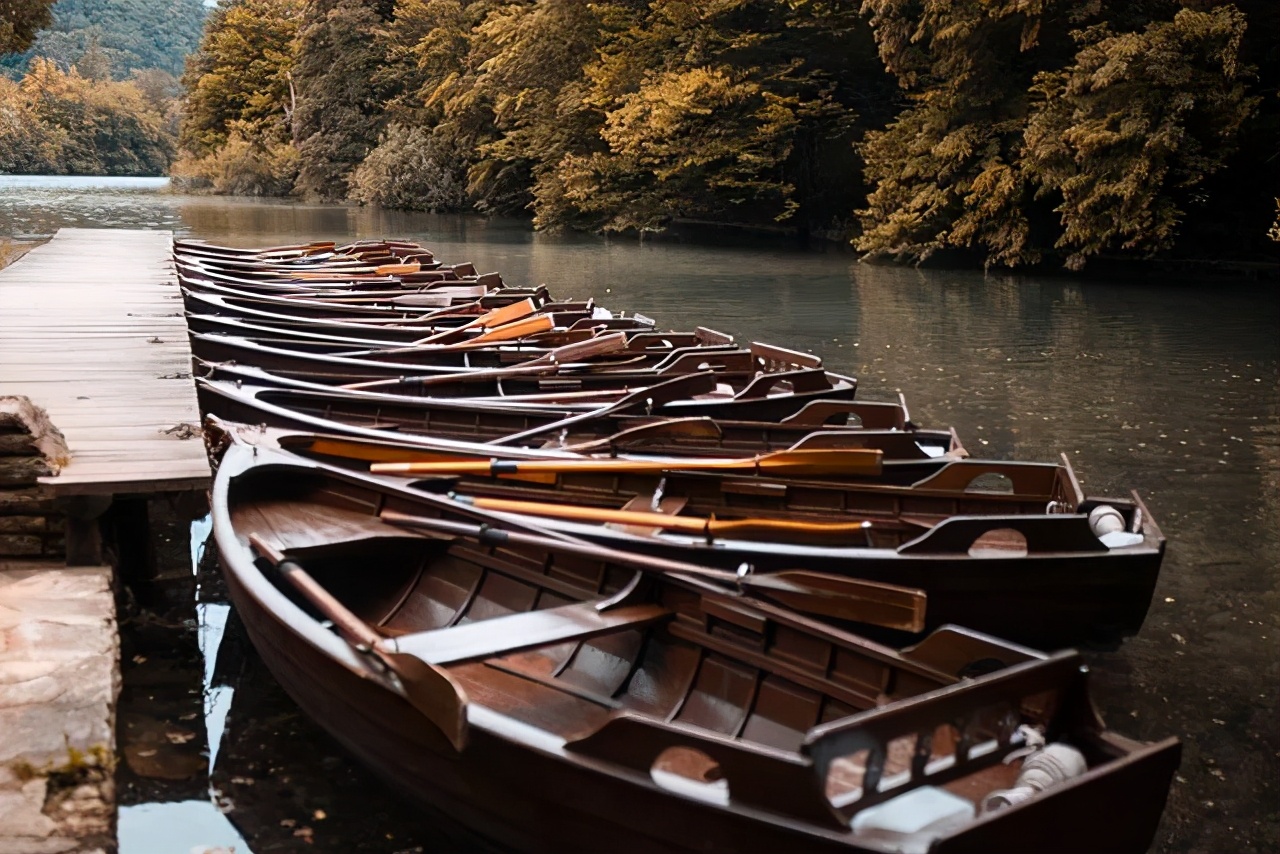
802;651;1092;817
567;712;843;829
896;515;1106;555
733;369;836;400
908;460;1067;498
624;331;699;350
391;602;674;665
650;348;755;376
780;399;908;430
749;341;824;370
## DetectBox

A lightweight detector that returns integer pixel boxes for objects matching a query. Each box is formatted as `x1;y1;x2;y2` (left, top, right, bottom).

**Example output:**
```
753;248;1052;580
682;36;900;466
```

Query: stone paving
0;563;119;854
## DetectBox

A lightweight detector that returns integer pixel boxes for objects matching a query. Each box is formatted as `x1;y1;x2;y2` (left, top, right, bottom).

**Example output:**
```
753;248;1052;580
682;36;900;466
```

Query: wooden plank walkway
0;228;210;496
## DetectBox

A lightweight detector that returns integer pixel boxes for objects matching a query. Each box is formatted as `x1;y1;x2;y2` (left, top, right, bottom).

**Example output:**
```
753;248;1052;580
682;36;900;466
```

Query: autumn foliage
168;0;1277;267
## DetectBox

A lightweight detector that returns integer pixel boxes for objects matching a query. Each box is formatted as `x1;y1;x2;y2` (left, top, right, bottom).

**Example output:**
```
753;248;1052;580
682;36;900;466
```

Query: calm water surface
2;177;1276;853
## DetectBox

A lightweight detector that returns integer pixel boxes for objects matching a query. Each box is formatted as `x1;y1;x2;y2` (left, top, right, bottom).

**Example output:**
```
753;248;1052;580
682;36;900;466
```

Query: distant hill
1;0;208;79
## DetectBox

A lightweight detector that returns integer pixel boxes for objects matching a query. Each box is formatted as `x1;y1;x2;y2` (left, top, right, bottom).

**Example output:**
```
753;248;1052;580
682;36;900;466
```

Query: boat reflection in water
115;514;455;853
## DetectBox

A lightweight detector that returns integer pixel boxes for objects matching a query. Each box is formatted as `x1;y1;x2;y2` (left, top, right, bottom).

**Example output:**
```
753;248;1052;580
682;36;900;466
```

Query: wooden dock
0;228;209;558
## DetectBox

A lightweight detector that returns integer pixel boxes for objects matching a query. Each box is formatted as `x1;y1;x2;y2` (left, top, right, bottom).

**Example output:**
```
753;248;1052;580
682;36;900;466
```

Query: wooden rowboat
194;367;863;435
196;380;962;460
210;423;1159;647
212;441;1179;853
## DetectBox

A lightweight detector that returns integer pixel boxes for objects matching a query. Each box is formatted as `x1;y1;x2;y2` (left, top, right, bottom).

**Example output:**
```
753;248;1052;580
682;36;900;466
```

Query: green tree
3;0;207;78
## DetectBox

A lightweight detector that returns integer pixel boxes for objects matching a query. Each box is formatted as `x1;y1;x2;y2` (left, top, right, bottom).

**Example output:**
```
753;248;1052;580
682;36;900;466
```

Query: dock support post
59;494;112;567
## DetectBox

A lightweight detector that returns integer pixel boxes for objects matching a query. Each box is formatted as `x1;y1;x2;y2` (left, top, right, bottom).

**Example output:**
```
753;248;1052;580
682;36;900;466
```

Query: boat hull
221;546;1177;854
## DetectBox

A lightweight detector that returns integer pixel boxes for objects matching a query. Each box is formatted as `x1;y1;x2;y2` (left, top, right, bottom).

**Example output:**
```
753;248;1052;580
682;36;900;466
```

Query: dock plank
0;228;211;497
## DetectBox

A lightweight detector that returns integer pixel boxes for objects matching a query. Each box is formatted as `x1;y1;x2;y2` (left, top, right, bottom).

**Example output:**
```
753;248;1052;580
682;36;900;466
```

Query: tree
536;0;873;233
173;0;301;194
16;57;172;174
856;1;1259;268
1023;7;1256;269
0;74;63;171
178;0;302;157
466;0;607;218
347;0;481;210
855;0;1070;267
0;0;56;55
2;0;207;78
348;121;467;209
291;0;391;200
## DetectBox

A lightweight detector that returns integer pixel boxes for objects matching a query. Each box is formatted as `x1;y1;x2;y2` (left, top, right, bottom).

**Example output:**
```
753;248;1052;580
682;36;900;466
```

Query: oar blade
249;532;471;751
370;457;559;484
465;313;555;345
547;331;629;363
379;648;471;752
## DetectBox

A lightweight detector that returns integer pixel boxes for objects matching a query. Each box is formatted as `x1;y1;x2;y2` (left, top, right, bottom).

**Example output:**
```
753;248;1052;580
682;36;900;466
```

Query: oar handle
378;509;736;581
248;533;383;650
369;448;883;477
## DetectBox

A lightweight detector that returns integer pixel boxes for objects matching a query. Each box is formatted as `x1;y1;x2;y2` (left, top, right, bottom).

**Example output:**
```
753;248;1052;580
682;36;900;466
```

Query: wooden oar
377;510;925;631
247;533;470;751
339;332;631;391
454;495;876;542
412;297;539;345
371;447;884;478
373;261;421;276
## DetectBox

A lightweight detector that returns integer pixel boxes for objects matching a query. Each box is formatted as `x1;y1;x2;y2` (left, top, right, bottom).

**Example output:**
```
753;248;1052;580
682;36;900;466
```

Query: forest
0;0;206;176
3;0;1277;267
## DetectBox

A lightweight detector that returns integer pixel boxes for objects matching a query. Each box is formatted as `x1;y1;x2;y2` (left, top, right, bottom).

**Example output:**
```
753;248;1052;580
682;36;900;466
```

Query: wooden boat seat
390;601;674;666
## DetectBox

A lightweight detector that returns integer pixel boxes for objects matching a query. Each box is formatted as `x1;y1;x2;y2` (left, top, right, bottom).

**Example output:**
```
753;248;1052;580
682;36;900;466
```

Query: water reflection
118;800;249;854
116;510;439;853
5;178;1276;853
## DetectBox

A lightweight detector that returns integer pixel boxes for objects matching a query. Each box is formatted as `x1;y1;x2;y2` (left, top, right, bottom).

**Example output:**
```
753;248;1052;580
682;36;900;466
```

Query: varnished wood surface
0;229;210;496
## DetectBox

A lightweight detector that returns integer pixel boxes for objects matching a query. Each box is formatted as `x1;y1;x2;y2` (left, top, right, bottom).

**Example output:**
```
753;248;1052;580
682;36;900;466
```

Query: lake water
2;176;1276;853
